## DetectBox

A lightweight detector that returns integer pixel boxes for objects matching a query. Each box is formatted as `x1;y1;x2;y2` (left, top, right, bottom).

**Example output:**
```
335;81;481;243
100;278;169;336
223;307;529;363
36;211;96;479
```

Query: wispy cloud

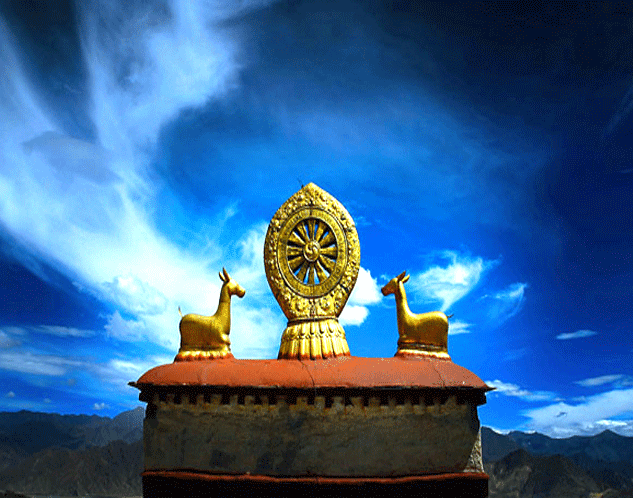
603;76;633;138
104;311;147;342
0;350;86;376
410;251;499;311
102;276;169;316
524;388;633;437
93;355;174;390
5;391;15;398
0;0;284;359
1;326;94;339
556;329;598;340
487;379;556;402
0;344;172;406
0;330;21;348
34;326;95;338
503;347;529;362
575;374;633;388
448;319;472;335
480;282;528;325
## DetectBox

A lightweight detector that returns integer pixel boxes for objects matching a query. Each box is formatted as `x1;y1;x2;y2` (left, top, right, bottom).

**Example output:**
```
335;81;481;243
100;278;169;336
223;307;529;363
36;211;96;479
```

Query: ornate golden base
174;349;234;362
278;318;350;360
396;343;451;360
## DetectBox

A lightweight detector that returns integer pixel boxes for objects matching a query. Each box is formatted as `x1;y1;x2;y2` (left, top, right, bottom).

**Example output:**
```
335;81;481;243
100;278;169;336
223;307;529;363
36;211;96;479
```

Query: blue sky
1;0;632;438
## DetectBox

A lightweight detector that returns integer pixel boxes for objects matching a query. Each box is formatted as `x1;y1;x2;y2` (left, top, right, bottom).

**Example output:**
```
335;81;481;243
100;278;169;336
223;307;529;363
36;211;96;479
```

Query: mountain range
482;427;633;497
0;407;144;496
1;408;633;497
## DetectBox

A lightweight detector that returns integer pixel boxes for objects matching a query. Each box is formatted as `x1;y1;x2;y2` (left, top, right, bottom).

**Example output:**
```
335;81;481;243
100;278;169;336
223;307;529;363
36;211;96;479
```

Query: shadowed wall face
143;391;483;477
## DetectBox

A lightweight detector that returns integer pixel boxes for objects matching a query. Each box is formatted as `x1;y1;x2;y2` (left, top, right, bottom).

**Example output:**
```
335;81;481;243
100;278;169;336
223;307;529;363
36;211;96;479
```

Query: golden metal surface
264;183;360;359
381;271;451;359
175;268;245;361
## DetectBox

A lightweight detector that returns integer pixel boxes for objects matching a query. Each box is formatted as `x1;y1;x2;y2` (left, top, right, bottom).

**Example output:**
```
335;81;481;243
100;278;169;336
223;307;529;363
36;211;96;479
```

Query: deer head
381;270;410;296
219;268;246;298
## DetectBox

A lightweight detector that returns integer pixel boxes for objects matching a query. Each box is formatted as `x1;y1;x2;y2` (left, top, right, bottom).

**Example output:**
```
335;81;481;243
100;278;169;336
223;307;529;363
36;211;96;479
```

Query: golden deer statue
381;271;451;359
175;268;245;361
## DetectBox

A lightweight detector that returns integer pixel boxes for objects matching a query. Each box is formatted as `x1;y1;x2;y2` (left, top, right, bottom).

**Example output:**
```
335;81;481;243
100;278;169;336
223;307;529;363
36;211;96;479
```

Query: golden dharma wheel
278;207;347;297
264;183;360;359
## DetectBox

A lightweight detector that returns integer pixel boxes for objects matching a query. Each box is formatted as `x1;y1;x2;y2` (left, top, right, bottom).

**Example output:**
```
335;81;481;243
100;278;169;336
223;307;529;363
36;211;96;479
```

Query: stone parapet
142;386;484;478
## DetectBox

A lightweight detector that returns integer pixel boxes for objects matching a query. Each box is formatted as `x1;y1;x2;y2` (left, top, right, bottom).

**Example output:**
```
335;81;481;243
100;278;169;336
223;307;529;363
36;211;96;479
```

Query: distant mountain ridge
0;407;144;497
482;426;633;466
0;407;143;457
482;427;633;496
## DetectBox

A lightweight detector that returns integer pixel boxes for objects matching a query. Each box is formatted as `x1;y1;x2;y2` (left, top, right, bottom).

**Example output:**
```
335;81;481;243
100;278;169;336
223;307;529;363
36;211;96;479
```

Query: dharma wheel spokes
287;218;338;285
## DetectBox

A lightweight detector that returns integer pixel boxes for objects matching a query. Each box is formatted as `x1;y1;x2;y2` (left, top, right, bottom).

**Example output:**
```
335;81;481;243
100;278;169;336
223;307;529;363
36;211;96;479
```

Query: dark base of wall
143;472;488;498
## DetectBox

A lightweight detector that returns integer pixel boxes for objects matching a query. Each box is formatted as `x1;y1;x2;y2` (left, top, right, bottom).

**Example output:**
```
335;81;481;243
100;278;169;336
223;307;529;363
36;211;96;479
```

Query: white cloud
503;347;529;362
339;267;382;327
105;311;147;342
339;305;369;326
448;319;472;335
93;402;108;410
33;326;95;338
595;419;630;428
575;374;633;388
487;379;556;402
91;354;174;391
0;350;85;376
524;388;633;437
2;326;93;341
102;276;169;316
410;251;498;311
349;267;382;306
77;0;251;150
556;329;598;340
230;306;284;359
0;347;173;395
481;282;527;324
230;222;275;302
6;391;15;398
0;0;285;358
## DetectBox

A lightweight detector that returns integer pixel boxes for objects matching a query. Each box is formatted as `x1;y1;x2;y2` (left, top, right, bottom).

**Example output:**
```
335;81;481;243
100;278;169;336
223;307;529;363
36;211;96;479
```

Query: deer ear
397;270;407;280
223;267;230;281
219;271;226;282
402;274;410;283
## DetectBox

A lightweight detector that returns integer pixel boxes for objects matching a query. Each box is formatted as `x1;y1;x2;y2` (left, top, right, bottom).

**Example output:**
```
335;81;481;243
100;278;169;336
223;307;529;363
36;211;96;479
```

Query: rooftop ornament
175;268;245;361
264;183;359;359
131;183;492;497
